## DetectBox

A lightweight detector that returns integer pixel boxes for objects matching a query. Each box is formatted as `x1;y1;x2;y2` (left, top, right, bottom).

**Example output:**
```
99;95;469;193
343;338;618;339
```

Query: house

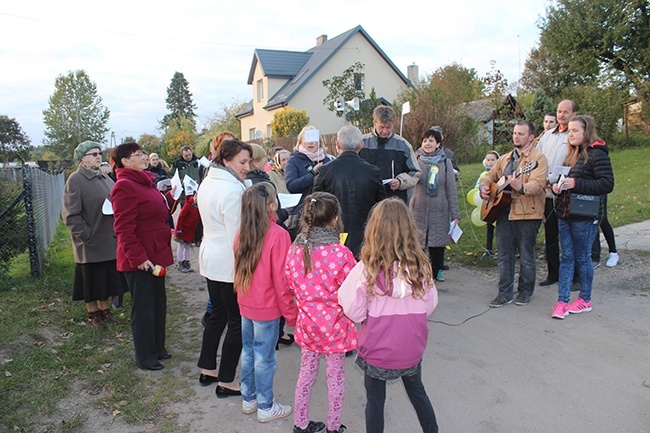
236;25;415;140
463;94;519;146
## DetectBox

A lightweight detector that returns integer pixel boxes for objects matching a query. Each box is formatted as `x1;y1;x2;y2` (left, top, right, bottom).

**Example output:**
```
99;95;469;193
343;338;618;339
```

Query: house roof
463;94;518;122
237;25;412;117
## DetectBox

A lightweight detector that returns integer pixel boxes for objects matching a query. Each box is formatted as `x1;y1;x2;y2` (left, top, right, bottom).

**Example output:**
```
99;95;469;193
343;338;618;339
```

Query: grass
0;141;648;431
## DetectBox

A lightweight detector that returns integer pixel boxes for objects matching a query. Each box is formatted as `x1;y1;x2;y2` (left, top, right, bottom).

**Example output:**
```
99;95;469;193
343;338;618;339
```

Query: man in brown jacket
480;121;548;307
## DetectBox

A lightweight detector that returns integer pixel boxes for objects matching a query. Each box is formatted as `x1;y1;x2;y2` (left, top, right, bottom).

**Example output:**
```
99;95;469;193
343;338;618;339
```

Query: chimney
407;63;419;86
316;34;328;45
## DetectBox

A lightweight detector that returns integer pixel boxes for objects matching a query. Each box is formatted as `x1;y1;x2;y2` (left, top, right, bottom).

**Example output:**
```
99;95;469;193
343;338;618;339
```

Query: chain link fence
0;164;65;282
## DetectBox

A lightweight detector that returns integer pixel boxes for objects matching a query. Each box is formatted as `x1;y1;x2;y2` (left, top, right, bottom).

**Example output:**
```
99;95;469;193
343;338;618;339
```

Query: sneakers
480;250;492;259
327;426;347;433
489;296;513;308
592;260;601;269
293;421;326;433
242;399;258;414
257;401;292;423
551;302;569;319
436;270;445;282
514;293;530;306
606;252;619;267
567;297;592;314
179;260;194;273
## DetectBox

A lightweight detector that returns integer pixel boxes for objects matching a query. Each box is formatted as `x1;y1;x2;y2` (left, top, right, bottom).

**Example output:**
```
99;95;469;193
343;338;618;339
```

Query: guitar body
480;183;512;223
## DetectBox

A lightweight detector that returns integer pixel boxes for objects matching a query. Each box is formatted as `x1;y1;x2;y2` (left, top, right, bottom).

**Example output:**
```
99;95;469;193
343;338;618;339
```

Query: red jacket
111;168;175;272
235;215;297;325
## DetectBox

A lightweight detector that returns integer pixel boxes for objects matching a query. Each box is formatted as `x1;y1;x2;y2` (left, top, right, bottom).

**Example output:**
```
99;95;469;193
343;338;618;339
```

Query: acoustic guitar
480;160;539;224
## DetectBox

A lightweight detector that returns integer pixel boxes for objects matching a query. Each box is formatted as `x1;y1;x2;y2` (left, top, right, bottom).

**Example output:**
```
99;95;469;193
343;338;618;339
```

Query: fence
0;165;65;279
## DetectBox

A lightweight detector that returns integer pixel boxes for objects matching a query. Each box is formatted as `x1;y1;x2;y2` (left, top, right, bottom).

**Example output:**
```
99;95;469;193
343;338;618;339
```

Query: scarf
298;145;326;163
294;227;339;249
211;163;246;185
80;162;104;178
419;152;446;197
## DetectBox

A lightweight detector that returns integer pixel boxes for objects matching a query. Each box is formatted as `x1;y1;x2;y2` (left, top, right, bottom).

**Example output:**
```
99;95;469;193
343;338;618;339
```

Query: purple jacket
338;262;438;370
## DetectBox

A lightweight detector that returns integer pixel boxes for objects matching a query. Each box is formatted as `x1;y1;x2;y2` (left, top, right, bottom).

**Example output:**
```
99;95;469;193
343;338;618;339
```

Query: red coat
111;168;175;272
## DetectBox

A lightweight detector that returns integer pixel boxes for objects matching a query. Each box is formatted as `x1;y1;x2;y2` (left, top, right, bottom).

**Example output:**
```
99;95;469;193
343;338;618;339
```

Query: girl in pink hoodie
338;197;439;433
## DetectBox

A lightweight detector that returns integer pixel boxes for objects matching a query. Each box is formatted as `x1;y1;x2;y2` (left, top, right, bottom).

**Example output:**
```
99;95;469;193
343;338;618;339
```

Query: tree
0;115;32;164
539;0;650;104
322;62;366;124
194;98;247;157
138;134;162;154
162;72;197;129
160;116;198;161
270;108;309;138
357;88;382;130
42;70;110;159
523;89;554;135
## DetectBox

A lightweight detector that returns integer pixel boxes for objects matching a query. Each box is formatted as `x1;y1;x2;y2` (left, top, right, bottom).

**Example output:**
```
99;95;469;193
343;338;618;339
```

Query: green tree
0;115;32;164
160;116;198;161
322;62;366;123
357;88;382;130
539;0;650;104
270;108;309;138
42;70;110;159
162;72;197;129
195;98;247;157
523;89;554;135
138;133;162;154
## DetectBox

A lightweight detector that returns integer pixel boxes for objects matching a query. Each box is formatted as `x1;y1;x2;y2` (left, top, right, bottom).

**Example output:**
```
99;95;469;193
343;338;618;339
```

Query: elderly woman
196;139;252;397
285;125;332;236
410;128;460;282
110;142;176;371
62;141;124;328
268;149;291;194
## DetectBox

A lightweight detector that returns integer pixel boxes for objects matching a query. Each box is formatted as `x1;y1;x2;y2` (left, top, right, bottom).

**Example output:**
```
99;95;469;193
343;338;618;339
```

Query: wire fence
0;165;65;281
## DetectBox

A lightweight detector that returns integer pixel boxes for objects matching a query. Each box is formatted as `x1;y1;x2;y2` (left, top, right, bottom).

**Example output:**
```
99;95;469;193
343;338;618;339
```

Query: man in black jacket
314;125;386;258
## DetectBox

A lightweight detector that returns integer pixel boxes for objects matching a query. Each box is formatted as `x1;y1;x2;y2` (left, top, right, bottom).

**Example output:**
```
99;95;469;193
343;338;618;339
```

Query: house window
257;79;264;102
354;73;364;92
266;124;272;138
249;128;256;141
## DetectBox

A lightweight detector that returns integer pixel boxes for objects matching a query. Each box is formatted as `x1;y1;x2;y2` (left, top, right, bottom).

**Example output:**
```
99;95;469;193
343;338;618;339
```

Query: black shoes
489;296;513;308
539;278;558;286
515;294;531;306
278;334;294;346
294;421;326;433
142;363;164;371
216;385;241;398
158;353;172;360
199;374;219;386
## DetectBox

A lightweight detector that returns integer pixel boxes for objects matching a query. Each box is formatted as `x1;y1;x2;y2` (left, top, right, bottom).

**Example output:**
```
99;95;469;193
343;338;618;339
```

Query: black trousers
428;247;445;278
591;195;617;260
543;198;560;281
124;271;167;369
197;279;242;382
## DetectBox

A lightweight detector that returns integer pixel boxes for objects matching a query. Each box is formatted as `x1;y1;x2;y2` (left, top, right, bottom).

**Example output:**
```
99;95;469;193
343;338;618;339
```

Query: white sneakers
242;399;257;414
606;252;619;267
252;401;292;423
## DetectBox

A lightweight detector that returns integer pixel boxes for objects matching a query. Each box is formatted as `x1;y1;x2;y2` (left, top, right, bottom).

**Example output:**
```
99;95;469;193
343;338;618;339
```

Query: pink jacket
285;242;358;354
338;261;438;370
236;217;297;326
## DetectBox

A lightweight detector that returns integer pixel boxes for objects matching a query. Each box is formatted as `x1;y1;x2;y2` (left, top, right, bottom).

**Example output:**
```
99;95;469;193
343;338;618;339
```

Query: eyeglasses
127;152;144;158
85;151;103;157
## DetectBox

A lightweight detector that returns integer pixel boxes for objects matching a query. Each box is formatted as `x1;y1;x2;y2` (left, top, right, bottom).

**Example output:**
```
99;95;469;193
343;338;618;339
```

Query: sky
0;0;553;148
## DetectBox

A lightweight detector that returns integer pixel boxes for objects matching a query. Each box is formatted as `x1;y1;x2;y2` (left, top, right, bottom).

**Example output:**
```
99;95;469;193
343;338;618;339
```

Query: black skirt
73;260;125;303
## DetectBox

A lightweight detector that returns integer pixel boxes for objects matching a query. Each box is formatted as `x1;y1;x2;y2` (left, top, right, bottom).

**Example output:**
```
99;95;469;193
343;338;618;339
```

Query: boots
101;309;119;324
88;311;106;329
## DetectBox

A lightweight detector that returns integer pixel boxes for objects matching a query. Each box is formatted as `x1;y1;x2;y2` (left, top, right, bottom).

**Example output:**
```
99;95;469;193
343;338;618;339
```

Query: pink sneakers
568;297;592;314
551;302;569;319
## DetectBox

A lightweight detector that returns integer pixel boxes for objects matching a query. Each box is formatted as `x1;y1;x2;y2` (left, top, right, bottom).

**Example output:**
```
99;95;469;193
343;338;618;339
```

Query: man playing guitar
479;121;549;308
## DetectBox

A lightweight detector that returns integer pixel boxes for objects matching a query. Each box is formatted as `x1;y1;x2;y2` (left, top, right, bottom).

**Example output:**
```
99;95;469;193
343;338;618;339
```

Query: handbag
568;193;600;218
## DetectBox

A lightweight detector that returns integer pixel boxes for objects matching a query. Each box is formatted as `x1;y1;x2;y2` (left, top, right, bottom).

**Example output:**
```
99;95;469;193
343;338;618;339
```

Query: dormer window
257;79;264;102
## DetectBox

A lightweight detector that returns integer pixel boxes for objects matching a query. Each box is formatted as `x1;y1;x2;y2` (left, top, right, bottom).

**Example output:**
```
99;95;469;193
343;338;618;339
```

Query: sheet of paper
101;198;113;215
170;170;183;200
278;193;301;209
382;179;392;185
551;165;571;176
449;221;463;243
183;175;199;195
156;178;171;190
304;129;320;143
198;156;210;168
339;232;348;245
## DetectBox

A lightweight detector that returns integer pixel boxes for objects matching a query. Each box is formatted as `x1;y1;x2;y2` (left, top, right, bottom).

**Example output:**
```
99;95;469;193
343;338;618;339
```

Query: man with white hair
314;125;385;258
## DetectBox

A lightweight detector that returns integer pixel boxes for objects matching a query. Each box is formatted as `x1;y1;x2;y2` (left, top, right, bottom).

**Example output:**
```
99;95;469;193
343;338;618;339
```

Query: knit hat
74;141;102;160
430;126;444;134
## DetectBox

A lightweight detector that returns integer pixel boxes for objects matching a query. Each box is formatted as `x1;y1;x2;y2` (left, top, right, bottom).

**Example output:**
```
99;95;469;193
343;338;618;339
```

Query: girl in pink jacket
285;192;357;433
338;198;439;433
234;182;297;423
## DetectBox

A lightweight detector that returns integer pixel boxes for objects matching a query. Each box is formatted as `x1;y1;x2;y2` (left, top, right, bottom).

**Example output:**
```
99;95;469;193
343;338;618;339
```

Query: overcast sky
0;0;552;147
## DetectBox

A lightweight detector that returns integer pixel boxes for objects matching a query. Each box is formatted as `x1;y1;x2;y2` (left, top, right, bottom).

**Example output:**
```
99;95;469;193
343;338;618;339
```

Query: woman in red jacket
110;142;176;371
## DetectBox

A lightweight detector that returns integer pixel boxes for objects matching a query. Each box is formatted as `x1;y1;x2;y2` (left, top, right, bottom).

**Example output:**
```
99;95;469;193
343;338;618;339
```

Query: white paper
156;178;171;190
198;156;210;168
551;165;571;176
278;193;301;209
183;175;199;195
382;179;392;185
101;198;114;215
170;170;183;200
449;221;462;243
304;129;320;143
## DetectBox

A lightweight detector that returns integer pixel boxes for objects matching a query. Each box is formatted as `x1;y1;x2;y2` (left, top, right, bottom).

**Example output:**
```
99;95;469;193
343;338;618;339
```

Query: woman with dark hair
196;138;252;397
410;128;460;282
62;141;124;328
551;115;614;319
110;142;176;371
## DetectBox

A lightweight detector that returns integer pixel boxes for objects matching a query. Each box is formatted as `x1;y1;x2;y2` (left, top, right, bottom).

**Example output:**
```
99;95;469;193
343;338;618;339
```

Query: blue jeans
495;213;541;299
558;219;600;303
364;363;438;433
240;317;280;410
